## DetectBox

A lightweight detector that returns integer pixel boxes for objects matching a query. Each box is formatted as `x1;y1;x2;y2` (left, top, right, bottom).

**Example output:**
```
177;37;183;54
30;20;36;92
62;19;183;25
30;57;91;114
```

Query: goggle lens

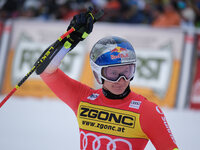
102;64;135;82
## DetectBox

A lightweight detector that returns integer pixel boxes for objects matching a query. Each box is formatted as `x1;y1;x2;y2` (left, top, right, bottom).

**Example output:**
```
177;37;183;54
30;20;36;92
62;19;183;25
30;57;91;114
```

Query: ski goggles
101;64;136;82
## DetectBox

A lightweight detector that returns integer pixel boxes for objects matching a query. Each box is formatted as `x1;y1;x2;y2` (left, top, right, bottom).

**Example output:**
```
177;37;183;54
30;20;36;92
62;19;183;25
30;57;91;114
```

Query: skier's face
103;77;130;95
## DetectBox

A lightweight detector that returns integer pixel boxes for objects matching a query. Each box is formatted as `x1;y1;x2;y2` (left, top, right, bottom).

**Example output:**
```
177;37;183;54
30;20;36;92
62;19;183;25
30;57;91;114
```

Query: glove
35;9;95;75
65;10;94;48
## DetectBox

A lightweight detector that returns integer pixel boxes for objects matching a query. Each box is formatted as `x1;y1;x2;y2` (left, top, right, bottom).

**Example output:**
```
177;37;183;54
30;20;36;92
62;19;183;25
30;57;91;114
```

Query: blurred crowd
0;0;200;28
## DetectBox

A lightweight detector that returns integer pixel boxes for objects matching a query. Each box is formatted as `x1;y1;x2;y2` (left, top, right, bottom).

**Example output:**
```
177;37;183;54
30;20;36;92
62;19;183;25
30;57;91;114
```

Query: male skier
37;9;179;150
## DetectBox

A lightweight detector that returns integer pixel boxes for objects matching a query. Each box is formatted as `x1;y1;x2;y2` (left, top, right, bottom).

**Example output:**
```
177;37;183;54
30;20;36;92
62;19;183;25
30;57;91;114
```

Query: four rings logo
80;131;132;150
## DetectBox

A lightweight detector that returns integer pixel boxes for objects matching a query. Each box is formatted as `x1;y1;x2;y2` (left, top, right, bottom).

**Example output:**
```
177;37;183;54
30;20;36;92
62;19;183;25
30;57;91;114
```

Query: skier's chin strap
102;85;130;99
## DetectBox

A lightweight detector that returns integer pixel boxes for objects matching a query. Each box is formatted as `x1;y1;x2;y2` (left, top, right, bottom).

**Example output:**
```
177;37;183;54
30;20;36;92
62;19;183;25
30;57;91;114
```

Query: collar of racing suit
102;85;131;99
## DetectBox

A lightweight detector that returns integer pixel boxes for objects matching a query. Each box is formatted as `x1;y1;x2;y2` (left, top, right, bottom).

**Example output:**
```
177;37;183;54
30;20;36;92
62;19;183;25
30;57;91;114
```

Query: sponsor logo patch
129;100;141;109
87;93;99;100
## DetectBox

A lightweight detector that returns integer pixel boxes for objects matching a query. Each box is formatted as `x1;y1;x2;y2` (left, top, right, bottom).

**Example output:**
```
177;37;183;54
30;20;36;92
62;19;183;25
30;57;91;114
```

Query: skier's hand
66;9;94;46
36;8;103;75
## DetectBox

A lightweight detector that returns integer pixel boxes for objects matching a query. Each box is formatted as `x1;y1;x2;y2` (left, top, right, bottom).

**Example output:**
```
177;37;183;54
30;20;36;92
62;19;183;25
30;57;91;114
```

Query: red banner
190;34;200;109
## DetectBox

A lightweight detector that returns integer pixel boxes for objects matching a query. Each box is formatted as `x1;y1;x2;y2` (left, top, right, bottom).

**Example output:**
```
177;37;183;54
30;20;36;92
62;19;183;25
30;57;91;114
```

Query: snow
0;96;200;150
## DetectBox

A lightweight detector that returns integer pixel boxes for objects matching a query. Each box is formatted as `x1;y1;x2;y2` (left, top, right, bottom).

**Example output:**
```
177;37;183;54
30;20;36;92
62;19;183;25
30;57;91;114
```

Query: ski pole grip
93;9;104;22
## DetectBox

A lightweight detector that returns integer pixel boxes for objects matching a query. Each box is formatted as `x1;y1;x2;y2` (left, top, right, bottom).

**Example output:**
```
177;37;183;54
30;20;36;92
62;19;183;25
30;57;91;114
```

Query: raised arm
36;9;100;113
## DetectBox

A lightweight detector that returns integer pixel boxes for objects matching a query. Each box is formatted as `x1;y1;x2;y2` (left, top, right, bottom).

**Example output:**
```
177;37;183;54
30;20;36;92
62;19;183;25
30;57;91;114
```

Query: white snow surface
0;96;200;150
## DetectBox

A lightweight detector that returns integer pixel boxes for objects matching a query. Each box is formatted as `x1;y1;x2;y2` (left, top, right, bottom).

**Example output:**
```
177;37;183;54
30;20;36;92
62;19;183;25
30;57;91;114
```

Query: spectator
152;2;181;27
102;0;121;22
180;4;196;27
0;0;198;28
55;3;79;21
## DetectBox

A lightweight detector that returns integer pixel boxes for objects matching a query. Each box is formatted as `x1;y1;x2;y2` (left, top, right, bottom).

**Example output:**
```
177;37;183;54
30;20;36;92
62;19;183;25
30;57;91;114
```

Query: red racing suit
41;69;179;150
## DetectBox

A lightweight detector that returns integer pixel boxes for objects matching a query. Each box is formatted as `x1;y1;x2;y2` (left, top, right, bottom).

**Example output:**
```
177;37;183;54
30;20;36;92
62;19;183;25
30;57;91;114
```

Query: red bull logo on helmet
111;46;127;53
111;46;129;59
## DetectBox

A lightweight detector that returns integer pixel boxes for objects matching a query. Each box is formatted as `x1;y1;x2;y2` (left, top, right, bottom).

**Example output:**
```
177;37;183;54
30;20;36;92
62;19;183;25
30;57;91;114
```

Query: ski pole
0;9;104;108
0;28;75;108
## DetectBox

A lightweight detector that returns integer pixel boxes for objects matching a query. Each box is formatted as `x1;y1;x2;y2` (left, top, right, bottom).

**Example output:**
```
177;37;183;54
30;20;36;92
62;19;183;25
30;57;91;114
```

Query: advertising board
0;21;184;107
